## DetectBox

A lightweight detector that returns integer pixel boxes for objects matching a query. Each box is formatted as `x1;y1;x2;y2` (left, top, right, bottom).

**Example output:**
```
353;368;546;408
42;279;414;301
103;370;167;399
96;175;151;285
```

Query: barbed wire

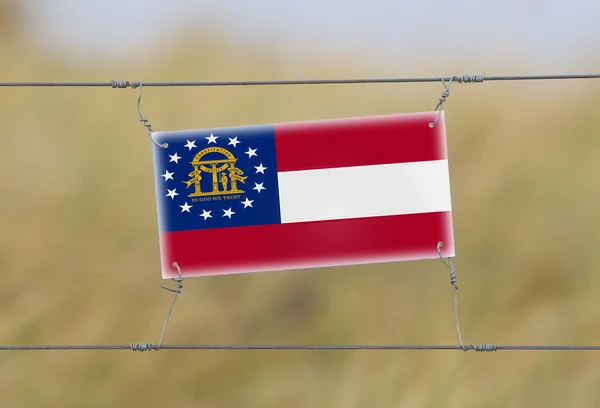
0;73;598;88
0;344;599;352
2;73;599;354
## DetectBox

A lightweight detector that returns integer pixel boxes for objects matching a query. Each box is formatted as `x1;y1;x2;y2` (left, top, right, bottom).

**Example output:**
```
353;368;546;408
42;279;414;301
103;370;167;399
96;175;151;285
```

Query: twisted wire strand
112;80;139;89
454;74;486;83
155;262;184;350
135;82;168;149
436;241;499;352
429;77;455;127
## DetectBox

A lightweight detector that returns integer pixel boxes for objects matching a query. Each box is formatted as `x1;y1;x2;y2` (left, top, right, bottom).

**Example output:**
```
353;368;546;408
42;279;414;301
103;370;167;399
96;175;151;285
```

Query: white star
253;182;265;193
223;208;235;218
169;152;181;164
254;163;267;174
180;202;192;213
241;198;254;208
184;140;197;150
166;189;178;199
162;170;174;181
200;209;212;220
228;136;240;147
206;133;218;144
245;147;257;158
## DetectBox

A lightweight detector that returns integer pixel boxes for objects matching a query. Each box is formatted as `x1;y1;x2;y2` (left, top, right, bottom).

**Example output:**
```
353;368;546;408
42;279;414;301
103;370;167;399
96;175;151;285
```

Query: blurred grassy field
2;8;600;408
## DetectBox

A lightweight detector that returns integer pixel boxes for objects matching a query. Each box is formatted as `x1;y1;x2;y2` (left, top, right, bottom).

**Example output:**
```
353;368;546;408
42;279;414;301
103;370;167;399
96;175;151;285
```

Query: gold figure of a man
184;167;203;195
228;165;247;192
220;172;229;192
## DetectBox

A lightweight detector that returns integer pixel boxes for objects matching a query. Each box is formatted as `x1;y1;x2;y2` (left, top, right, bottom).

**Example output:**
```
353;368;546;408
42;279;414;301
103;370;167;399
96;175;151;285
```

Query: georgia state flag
152;113;455;279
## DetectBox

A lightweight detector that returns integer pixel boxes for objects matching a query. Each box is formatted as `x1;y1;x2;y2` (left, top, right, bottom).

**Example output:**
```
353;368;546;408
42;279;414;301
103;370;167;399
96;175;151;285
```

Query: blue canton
152;124;282;233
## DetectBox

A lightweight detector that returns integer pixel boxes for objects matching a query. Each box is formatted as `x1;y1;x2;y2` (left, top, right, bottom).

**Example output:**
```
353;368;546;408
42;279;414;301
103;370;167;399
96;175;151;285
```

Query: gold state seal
183;147;247;197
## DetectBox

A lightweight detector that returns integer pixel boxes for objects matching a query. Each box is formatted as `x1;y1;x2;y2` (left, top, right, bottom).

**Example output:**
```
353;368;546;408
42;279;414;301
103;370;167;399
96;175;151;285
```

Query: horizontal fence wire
1;344;600;352
0;73;599;88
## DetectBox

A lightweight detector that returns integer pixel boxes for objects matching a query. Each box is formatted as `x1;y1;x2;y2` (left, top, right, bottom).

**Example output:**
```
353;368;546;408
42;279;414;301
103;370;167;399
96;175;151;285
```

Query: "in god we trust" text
192;194;242;203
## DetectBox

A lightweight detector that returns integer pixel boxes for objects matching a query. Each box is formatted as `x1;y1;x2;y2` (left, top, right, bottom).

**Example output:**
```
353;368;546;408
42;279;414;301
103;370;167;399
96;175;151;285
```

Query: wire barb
111;80;138;89
455;73;486;83
471;344;499;352
129;343;154;352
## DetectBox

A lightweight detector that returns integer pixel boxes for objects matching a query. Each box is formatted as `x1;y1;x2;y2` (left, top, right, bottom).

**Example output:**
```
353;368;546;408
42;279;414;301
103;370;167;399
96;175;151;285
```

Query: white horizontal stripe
278;160;452;224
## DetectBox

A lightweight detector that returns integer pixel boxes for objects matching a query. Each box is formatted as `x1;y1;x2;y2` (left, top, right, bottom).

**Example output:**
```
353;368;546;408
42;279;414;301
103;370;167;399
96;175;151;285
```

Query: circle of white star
180;202;192;213
200;209;212;220
166;189;178;199
184;140;197;150
253;182;265;193
254;163;267;174
245;147;257;158
223;208;235;218
169;153;181;163
228;136;240;147
162;170;174;181
206;133;218;144
241;198;254;208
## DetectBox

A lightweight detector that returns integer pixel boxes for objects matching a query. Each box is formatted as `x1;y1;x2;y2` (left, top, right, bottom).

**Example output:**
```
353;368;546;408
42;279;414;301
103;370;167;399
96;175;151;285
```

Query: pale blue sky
19;0;600;71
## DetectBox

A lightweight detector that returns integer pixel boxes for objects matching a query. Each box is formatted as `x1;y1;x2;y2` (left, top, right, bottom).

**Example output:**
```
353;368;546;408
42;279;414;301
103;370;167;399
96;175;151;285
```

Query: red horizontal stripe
159;211;454;279
274;112;447;172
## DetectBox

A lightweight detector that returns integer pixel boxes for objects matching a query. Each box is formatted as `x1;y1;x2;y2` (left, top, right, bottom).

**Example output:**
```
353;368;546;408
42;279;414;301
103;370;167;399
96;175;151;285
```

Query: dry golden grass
1;20;600;408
